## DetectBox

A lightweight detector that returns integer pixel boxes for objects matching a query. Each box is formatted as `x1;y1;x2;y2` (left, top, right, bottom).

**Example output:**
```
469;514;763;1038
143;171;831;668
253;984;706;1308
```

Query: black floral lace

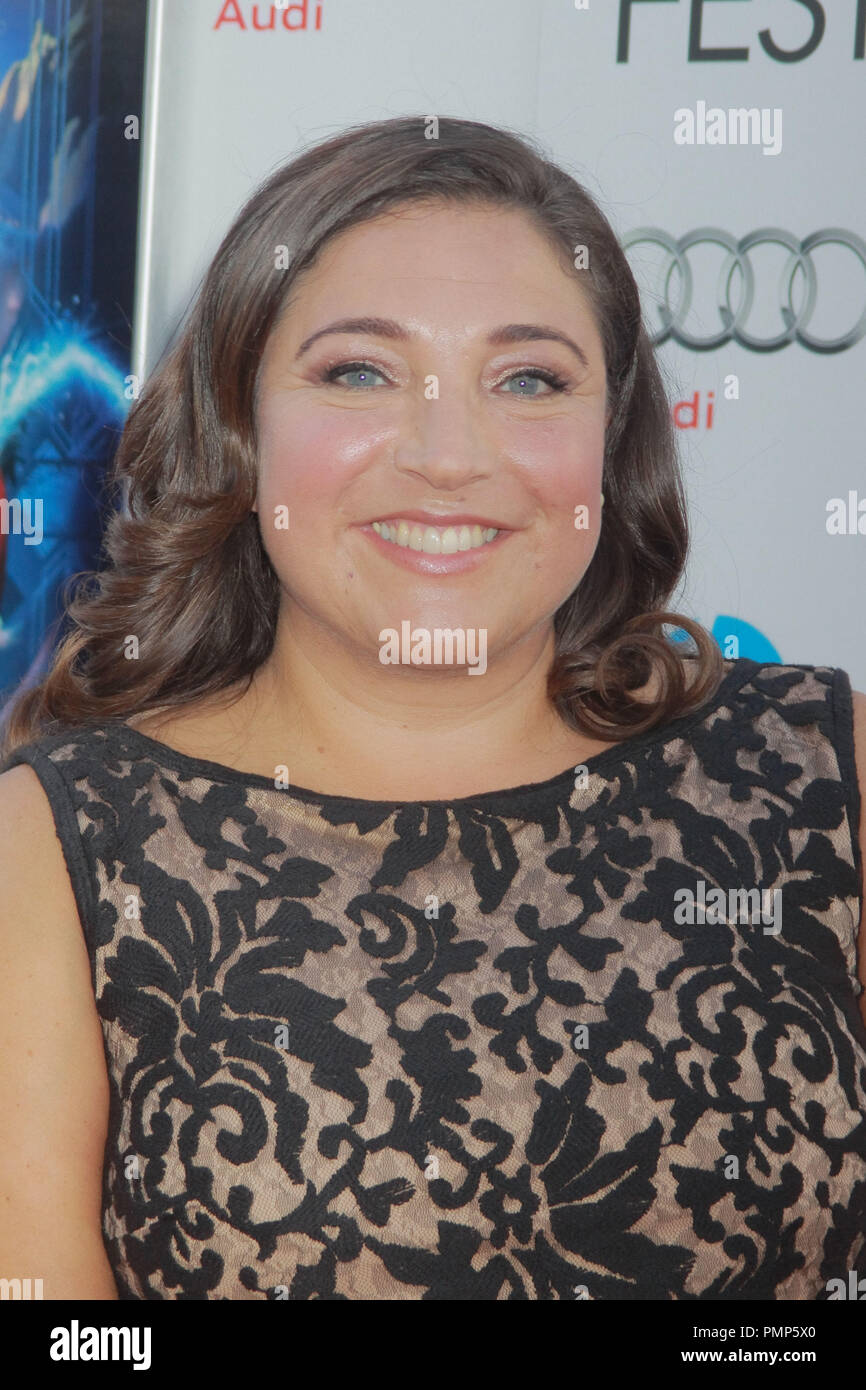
4;658;865;1299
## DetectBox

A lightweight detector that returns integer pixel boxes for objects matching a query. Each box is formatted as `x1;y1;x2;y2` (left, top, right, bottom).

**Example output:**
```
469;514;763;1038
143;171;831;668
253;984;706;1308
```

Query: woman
0;115;864;1301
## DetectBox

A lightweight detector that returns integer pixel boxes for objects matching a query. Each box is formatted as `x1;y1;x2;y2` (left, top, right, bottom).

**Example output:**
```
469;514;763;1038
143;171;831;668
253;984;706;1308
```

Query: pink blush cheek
256;411;375;516
501;418;604;502
511;452;603;517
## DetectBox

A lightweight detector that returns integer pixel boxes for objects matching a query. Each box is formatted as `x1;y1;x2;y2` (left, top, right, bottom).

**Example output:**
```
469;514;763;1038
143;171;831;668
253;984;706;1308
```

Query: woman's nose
391;384;495;490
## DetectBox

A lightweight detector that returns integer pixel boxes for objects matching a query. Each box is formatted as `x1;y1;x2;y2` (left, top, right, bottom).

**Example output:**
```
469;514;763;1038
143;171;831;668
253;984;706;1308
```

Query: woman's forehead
262;207;603;362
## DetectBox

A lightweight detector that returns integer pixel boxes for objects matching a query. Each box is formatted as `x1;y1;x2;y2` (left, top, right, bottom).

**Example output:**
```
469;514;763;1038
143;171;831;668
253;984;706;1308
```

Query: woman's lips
357;523;511;574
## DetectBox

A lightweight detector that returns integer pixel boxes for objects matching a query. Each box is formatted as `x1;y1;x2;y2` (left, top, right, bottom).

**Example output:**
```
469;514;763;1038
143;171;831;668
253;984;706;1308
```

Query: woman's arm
0;765;118;1299
852;692;866;1031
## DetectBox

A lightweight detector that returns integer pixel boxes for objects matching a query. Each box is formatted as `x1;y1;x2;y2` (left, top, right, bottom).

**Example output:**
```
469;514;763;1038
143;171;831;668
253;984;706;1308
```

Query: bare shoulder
0;762;117;1297
125;700;198;741
126;672;295;787
0;761;77;877
850;691;866;1027
125;684;252;759
0;761;92;986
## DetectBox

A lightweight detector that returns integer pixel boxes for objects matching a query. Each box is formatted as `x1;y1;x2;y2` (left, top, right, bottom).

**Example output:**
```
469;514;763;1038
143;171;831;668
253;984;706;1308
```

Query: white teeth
372;519;500;553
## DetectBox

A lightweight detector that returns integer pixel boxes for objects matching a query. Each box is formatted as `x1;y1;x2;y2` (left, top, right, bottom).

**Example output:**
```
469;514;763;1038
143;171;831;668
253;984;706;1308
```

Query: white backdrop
133;0;866;686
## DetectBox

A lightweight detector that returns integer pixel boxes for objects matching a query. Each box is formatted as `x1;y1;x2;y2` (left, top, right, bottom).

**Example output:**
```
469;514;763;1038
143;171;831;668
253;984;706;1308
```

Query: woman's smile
357;517;513;575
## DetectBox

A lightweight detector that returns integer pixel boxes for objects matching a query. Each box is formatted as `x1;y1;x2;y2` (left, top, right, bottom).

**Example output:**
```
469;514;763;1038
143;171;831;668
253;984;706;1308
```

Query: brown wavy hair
1;114;723;759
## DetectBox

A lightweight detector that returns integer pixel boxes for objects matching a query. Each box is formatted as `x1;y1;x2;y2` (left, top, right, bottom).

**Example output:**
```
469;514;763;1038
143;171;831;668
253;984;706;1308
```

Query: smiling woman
0;115;864;1303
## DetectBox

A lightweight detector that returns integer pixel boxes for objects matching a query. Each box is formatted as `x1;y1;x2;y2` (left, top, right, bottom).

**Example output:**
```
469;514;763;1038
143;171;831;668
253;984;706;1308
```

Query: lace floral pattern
5;659;865;1299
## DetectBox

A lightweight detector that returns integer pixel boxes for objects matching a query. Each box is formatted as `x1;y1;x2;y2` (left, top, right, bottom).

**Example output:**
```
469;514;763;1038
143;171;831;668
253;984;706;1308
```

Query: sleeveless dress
3;657;865;1300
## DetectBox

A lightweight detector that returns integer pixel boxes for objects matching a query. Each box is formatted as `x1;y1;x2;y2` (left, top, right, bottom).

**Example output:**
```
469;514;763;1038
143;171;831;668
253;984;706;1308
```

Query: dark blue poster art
0;0;146;709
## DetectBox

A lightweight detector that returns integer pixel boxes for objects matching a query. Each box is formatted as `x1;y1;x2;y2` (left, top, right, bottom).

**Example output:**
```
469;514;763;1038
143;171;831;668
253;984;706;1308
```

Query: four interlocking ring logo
622;228;866;353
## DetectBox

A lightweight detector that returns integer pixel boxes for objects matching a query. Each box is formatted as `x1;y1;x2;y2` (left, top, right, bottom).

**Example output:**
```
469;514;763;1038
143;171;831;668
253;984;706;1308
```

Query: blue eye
504;369;568;396
324;361;388;389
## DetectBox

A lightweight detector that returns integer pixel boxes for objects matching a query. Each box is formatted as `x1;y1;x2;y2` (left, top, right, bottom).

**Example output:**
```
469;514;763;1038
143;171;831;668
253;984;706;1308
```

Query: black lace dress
4;658;865;1299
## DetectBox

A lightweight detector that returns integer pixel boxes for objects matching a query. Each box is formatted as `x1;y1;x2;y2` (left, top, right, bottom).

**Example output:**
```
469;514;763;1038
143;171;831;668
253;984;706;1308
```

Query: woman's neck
126;625;635;799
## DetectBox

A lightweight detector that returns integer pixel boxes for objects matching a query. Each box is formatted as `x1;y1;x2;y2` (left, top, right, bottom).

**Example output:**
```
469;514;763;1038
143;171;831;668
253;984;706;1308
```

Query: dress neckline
103;658;757;811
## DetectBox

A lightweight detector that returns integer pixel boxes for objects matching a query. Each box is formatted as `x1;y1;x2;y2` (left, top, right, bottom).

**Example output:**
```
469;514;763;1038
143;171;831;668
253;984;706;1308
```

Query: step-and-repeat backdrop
135;0;865;688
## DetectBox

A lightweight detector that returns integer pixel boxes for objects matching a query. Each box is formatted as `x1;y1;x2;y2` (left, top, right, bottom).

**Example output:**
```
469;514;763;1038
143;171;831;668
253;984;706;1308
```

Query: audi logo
622;228;866;353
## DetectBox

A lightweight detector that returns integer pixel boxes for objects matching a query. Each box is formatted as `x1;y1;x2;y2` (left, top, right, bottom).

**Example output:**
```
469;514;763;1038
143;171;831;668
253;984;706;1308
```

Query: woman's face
254;200;609;672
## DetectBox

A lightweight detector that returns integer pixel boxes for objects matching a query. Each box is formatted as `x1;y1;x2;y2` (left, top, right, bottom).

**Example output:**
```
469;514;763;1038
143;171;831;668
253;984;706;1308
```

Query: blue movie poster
0;0;146;707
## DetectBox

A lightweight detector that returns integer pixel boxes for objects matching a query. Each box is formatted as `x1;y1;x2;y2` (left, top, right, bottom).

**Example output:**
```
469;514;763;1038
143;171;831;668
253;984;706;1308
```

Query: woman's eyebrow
295;317;589;369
